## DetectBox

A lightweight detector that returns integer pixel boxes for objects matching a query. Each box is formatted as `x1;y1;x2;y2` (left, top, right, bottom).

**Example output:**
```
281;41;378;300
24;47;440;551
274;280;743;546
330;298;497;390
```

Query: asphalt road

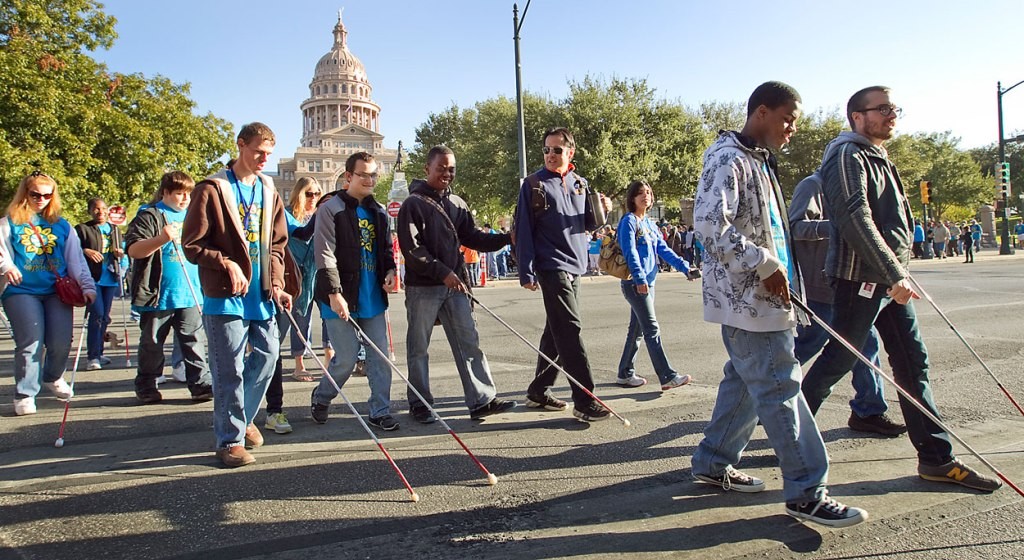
1;250;1022;560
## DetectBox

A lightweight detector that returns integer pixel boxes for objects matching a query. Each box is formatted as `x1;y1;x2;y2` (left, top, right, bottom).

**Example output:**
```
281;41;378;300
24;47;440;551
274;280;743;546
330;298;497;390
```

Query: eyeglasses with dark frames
542;146;568;155
29;191;54;201
352;171;379;181
857;105;903;118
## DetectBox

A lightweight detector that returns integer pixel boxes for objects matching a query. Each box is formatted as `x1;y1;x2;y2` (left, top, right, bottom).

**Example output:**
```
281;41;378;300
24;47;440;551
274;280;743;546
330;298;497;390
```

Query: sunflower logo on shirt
359;217;375;252
20;225;56;255
237;203;261;243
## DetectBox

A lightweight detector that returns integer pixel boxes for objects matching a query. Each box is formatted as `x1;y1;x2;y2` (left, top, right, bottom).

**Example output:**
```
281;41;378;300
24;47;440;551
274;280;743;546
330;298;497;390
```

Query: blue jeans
86;284;118;360
313;313;392;418
802;279;953;466
3;293;74;400
692;326;829;504
617;282;679;384
404;284;497;411
288;298;330;357
794;298;887;417
204;314;279;449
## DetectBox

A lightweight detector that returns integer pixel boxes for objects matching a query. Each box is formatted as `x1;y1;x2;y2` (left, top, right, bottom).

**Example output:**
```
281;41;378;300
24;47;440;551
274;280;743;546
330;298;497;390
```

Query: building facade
275;11;398;201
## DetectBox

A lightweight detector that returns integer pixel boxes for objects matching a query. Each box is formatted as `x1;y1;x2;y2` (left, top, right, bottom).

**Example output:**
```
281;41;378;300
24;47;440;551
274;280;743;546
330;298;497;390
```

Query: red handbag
45;254;87;307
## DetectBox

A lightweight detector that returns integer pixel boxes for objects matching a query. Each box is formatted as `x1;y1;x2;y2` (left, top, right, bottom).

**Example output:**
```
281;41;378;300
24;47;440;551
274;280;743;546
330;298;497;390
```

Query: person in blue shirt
182;122;292;468
76;197;128;370
125;171;212;404
1015;221;1024;249
0;171;97;416
615;180;694;390
309;152;399;431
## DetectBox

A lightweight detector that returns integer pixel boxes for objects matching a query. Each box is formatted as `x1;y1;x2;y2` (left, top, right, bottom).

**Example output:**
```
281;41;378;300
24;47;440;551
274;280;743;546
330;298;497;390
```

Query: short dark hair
237;122;276;145
746;81;802;117
543;127;575;149
846;86;890;129
160;171;194;193
345;151;375;173
87;197;106;212
624;180;652;213
426;145;454;165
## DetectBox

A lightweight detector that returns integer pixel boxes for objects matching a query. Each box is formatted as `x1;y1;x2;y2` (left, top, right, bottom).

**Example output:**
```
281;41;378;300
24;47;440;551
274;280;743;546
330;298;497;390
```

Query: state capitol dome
275;9;397;198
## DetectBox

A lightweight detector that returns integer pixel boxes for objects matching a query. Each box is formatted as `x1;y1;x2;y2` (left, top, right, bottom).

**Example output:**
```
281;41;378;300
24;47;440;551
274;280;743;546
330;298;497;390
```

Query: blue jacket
513;166;600;285
617;213;688;286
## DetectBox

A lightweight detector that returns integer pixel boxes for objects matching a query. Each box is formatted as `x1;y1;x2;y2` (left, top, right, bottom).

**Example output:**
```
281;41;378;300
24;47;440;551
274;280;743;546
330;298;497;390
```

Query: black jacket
75;220;124;281
397;180;511;287
123;207;168;308
312;190;394;313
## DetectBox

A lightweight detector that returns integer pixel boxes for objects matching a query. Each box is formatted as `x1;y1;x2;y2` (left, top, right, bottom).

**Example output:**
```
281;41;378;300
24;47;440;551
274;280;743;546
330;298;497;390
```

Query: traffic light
920;180;931;204
998;161;1011;197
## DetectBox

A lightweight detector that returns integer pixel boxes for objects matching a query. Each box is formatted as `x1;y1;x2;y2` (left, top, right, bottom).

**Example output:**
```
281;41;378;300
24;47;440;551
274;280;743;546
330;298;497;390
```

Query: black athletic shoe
409;403;436;424
189;384;213;402
470;399;516;420
848;412;907;437
310;389;329;424
136;388;163;405
572;401;610;422
693;466;765;493
367;415;400;431
524;393;567;411
785;492;868;528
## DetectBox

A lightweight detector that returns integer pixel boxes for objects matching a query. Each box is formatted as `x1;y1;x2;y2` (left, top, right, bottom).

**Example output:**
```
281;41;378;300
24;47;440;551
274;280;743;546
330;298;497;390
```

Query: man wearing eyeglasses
513;127;613;422
802;86;1001;493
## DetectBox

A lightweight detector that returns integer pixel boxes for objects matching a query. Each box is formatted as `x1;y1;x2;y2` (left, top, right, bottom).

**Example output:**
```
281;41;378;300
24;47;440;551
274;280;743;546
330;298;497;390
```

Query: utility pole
512;1;531;181
996;80;1024;255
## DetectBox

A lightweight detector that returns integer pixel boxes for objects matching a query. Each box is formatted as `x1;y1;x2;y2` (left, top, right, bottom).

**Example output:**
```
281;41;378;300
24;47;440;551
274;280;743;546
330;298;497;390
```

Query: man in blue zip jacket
513;127;612;422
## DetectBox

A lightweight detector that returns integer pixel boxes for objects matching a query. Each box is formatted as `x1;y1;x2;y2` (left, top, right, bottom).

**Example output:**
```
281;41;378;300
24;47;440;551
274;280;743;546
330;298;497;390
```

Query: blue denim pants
617;282;679;384
692;326;829;504
404;284;497;411
794;298;887;417
86;284;118;360
204;314;279;449
3;293;74;400
312;313;392;418
802;279;953;466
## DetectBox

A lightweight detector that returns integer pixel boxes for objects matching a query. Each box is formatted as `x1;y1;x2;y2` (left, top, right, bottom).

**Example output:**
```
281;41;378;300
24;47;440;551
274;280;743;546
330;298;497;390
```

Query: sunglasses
305;191;323;197
29;191;54;201
542;146;568;155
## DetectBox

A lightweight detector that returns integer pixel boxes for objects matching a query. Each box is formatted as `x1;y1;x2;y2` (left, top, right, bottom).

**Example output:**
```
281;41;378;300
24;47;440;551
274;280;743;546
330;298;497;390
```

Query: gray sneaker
918;458;1002;492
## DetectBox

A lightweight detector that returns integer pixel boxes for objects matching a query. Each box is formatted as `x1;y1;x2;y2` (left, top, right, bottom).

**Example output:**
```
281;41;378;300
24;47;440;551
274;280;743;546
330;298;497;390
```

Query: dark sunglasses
29;191;54;201
305;191;323;197
542;146;567;155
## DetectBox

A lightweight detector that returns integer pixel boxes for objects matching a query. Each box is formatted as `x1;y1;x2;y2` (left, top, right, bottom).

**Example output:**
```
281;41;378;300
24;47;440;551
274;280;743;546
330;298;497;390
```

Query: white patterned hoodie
693;131;801;332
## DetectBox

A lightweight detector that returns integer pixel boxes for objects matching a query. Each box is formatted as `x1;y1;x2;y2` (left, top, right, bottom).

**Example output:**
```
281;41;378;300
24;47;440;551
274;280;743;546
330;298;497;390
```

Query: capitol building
275;11;399;200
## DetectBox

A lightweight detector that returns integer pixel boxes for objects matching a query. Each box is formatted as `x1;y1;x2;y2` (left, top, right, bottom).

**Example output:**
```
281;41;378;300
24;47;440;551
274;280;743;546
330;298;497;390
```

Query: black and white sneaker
525;393;567;411
470;399;516;420
785;492;868;528
409;403;436;424
310;389;329;424
693;466;765;493
367;415;400;431
572;401;610;422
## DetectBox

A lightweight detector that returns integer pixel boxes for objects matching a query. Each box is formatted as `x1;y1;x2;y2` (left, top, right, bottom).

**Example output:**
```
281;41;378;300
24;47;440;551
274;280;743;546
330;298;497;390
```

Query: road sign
108;205;127;226
387;201;401;218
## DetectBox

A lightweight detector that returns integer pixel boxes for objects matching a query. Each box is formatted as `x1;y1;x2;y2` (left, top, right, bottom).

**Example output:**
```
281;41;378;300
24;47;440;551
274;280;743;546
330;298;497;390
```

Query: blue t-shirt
1016;223;1024;235
588;238;601;255
321;205;386;321
203;174;275;321
95;223;127;287
766;179;796;285
133;202;201;312
4;215;71;299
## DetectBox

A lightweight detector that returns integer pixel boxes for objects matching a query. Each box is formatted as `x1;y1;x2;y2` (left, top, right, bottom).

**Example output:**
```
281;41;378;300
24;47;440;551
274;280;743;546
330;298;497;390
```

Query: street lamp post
996;79;1024;255
512;1;532;181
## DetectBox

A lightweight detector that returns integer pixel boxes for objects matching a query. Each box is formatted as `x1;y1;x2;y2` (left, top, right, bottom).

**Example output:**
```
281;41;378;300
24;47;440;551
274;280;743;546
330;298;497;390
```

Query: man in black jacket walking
396;145;515;423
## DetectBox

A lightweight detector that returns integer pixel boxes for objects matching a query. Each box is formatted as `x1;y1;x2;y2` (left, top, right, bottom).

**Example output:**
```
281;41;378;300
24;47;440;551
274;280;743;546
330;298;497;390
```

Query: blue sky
91;0;1024;169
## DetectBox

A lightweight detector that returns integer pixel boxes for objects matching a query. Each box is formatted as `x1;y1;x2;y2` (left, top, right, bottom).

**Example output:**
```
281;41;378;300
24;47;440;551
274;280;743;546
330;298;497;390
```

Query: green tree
889;132;990;220
0;0;233;221
775;109;846;195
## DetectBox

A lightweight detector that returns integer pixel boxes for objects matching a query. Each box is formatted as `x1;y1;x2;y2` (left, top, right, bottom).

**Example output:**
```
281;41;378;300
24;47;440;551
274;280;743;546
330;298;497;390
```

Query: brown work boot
217;446;255;468
244;424;264;449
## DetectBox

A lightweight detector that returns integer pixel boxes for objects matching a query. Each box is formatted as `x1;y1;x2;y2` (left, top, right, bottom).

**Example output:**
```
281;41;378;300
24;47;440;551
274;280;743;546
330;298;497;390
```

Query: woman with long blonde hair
0;172;96;415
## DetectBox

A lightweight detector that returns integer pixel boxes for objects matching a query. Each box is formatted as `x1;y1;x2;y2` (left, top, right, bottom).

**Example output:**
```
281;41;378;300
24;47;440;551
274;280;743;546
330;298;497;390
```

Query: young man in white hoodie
690;82;867;528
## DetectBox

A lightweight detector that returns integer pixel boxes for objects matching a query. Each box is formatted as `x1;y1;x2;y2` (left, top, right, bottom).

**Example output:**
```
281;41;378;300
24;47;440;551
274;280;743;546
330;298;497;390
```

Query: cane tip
487;473;499;485
410;492;420;503
54;438;64;448
623;418;632;428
